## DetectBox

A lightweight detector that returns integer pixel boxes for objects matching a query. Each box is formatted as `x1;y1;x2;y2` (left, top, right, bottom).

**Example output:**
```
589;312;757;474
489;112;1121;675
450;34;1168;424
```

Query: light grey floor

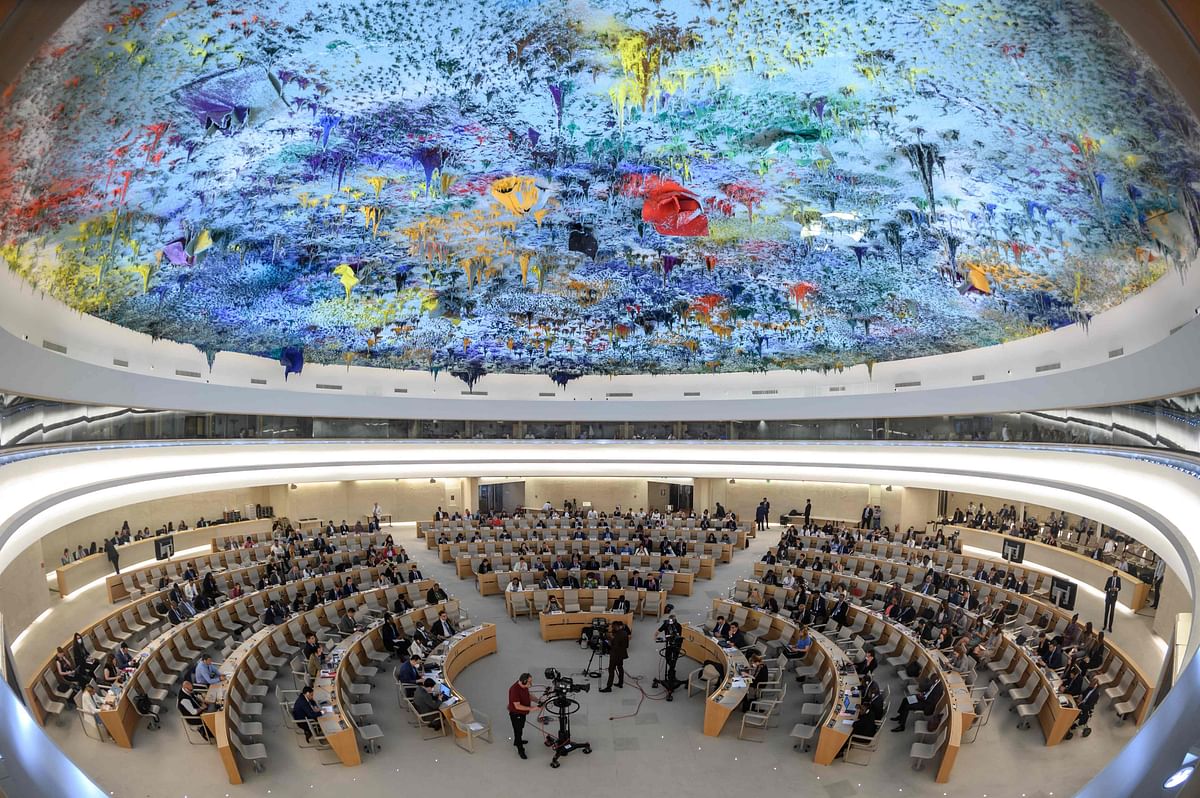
17;522;1156;798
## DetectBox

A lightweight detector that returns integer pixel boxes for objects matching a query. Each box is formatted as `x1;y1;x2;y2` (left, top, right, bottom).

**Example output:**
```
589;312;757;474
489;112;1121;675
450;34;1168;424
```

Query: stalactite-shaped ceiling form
0;0;1197;387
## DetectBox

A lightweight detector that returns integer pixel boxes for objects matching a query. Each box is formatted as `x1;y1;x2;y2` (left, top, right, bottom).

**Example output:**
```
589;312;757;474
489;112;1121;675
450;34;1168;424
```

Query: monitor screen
1050;576;1078;611
1002;538;1025;564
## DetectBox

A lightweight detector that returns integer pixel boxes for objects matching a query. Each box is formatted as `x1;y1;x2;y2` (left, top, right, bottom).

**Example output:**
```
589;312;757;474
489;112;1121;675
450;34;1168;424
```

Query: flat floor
14;521;1161;798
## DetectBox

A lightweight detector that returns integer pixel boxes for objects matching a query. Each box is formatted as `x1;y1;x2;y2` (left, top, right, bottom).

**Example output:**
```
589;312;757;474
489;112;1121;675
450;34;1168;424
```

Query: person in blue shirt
783;626;813;676
193;655;223;687
397;654;422;687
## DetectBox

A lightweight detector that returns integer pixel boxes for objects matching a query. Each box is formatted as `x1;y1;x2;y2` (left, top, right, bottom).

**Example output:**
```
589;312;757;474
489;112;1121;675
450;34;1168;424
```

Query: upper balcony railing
2;393;1198;454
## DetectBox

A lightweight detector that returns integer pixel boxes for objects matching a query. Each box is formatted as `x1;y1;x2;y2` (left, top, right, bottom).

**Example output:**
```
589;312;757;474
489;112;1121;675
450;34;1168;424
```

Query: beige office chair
448;702;493;752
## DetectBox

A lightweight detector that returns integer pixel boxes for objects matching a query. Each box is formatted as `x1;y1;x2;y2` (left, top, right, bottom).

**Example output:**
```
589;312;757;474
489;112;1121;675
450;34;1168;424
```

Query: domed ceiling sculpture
0;0;1197;385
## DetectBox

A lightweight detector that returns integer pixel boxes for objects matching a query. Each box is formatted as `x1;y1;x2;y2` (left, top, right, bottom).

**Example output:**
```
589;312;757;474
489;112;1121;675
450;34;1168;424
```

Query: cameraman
656;605;683;638
507;672;535;760
600;620;629;692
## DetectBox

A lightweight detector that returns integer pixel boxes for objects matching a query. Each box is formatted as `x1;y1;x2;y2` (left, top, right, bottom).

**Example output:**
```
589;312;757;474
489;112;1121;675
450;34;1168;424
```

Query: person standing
1103;570;1122;632
507;672;535;759
1153;558;1167;609
762;497;771;529
754;501;766;531
600;621;630;692
803;499;812;526
104;538;120;574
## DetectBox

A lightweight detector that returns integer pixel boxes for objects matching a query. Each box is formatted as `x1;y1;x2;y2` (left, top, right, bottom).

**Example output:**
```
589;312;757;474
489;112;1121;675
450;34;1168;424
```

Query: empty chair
802;669;832;698
1114;683;1146;725
789;699;829;752
998;658;1029;688
1015;687;1047;729
107;618;133;644
121;609;147;637
448;703;492;752
1104;670;1134;704
1092;655;1122;687
231;731;268;772
230;704;263;737
688;662;721;697
357;721;385;753
33;680;69;726
563;590;581;613
910;727;949;770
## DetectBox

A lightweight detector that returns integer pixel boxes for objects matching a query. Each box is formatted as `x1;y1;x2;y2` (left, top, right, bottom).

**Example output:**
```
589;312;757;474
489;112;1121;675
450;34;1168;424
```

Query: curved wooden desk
679;624;748;736
729;578;974;781
949;526;1150;610
539;611;636;642
504;587;666;619
753;541;1156;725
710;597;861;764
54;517;274;598
436;623;498;737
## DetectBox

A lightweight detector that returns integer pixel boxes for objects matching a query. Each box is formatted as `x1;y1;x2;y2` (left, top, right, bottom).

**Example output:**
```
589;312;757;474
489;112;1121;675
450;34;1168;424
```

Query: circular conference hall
0;1;1199;798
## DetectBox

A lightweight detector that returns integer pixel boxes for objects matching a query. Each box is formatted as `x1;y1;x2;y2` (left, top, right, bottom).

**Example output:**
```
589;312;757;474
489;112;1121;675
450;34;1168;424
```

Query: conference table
538;610;636;642
679;624;749;736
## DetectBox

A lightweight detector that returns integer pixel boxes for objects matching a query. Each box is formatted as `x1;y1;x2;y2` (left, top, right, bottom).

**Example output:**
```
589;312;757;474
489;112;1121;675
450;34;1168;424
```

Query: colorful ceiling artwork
0;0;1198;386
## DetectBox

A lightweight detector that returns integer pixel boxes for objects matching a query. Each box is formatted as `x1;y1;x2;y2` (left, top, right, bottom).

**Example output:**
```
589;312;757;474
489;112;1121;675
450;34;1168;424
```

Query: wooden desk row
439;538;734;564
458;552;711;582
752;544;1155;725
419;519;752;546
210;590;458;782
708;598;861;763
96;567;418;749
55;518;275;598
26;588;168;726
427;526;747;551
943;525;1150;610
482;567;692;597
504;588;667;619
112;528;407;602
771;532;1064;602
539;611;636;641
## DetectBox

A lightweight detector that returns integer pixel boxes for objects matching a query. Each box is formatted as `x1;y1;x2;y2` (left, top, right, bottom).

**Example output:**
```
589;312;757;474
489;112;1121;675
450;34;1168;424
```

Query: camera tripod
651;637;685;700
583;641;607;679
540;689;592;767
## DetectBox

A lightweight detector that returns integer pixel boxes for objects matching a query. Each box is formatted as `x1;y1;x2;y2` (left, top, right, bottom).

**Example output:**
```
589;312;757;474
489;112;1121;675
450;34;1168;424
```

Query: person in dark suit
407;565;423;583
611;594;631;613
397;655;422;687
892;677;944;731
830;593;851;628
292;686;322;742
803;499;812;526
629;571;646;589
380;614;401;656
1102;570;1121;632
539;571;559;589
431;611;456;643
426;583;449;605
855;650;878;677
710;615;730;639
1065;676;1101;739
599;621;630;692
839;677;885;756
725;622;747;649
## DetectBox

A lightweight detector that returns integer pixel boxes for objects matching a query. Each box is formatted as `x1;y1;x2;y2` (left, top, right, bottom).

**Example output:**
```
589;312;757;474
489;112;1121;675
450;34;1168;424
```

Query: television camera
540;668;591;767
